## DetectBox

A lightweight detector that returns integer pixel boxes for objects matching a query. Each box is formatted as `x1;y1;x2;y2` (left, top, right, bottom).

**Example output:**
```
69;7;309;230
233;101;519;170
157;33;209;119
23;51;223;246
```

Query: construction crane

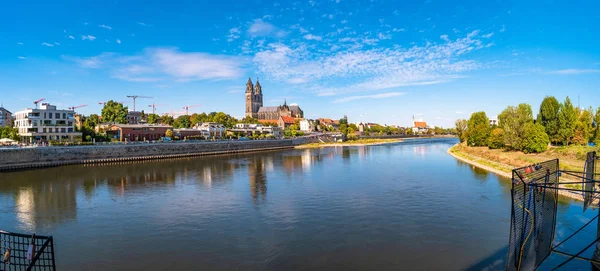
126;95;153;112
164;110;186;117
68;104;88;110
148;103;165;115
33;98;46;109
98;101;128;105
182;104;202;115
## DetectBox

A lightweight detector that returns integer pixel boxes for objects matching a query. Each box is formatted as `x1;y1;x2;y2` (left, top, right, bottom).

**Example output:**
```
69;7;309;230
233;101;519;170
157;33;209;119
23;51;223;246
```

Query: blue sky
1;0;599;127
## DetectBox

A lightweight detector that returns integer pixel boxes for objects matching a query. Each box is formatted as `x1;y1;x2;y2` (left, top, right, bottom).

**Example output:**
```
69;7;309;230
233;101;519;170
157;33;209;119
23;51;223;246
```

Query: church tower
245;77;254;117
254;78;263;113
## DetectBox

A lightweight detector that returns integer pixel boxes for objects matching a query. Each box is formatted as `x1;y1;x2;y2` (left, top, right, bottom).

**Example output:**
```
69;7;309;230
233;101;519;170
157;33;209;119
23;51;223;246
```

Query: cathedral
245;78;304;121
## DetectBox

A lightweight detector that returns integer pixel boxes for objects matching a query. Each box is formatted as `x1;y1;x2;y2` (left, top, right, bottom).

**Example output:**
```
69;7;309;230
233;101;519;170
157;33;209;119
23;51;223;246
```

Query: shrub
521;123;550;153
487;128;505;149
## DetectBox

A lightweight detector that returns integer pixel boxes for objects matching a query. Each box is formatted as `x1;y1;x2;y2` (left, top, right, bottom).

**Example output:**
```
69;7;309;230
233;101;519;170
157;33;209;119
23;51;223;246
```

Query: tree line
456;96;600;153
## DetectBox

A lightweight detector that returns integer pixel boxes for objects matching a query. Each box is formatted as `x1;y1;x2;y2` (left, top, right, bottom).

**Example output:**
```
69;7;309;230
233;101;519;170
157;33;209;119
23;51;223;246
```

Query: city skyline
1;0;599;127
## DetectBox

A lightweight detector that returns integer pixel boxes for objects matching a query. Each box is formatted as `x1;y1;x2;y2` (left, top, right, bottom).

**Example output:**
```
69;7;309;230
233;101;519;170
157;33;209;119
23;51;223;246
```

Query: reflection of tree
248;157;267;202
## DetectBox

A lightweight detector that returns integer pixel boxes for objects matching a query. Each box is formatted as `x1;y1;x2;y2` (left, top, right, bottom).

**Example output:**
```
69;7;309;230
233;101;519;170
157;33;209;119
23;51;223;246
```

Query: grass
297;138;402;149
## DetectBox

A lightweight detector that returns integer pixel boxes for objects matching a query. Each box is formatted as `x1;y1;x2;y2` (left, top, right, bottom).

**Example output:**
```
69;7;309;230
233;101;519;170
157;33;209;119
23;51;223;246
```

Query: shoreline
295;139;403;149
447;144;585;202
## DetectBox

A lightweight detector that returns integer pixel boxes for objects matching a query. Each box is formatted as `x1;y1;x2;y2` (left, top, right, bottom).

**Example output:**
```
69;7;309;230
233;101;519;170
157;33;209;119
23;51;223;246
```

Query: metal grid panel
0;231;56;271
583;151;596;211
506;159;559;271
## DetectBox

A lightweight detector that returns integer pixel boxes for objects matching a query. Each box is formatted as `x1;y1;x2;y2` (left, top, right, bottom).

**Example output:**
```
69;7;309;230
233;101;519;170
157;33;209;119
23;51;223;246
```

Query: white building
193;122;226;138
13;103;82;142
299;119;315;132
0;106;13;127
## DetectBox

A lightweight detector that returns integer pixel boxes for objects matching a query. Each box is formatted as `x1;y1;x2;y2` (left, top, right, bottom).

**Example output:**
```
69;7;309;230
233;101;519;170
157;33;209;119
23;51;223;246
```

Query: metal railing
0;230;56;271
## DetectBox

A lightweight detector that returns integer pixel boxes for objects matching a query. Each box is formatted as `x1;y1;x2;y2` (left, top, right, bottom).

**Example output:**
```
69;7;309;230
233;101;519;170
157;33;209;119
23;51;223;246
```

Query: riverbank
295;138;403;149
447;143;593;202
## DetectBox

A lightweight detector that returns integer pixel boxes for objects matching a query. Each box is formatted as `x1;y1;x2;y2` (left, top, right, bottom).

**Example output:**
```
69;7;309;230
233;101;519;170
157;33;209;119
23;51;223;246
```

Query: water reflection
248;156;267;202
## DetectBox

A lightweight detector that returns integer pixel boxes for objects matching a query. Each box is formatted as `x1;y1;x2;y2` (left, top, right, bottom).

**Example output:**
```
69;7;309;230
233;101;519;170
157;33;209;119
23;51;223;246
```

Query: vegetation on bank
455;96;600;154
297;138;402;149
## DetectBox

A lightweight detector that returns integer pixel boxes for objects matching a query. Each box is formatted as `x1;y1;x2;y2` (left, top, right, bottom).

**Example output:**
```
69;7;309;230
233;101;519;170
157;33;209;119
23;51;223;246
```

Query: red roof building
414;121;428;128
278;116;296;129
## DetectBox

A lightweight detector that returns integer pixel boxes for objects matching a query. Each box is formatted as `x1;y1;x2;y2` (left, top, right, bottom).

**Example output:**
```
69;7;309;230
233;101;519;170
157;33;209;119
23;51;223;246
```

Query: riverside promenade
0;137;319;172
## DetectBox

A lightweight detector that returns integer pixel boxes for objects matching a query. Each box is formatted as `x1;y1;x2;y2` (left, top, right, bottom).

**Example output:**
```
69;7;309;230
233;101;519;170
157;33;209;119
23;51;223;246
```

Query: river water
0;138;597;270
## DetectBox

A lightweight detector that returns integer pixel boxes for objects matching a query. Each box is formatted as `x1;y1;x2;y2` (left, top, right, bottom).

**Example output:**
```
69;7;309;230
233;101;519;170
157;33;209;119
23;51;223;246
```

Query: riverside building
13;103;82;143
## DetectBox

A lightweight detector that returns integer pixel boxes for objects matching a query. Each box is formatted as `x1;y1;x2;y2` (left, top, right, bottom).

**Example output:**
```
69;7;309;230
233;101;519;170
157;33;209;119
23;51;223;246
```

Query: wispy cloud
99;24;112;30
303;34;322;41
332;92;406;103
482;32;494;38
81;35;96;41
247;19;286;37
500;25;506;32
68;35;75;39
67;48;246;83
227;27;241;42
18;56;26;60
455;111;464;114
137;22;151;27
253;30;487;96
548;69;600;75
41;42;55;47
116;39;121;44
17;42;23;45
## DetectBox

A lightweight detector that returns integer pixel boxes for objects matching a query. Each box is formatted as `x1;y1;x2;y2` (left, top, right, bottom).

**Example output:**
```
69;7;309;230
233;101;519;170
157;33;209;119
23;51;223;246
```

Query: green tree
537;96;561;144
557;96;577;145
455;119;467;143
573;120;589;145
498;103;534;150
240;116;260;124
173;115;191;128
487;128;505;149
86;114;100;128
340;124;348;135
434;126;443;135
101;100;128;124
147;114;160;124
594;107;600;144
0;127;20;141
349;123;358;132
521;123;550;153
162;115;175;125
466;111;490;146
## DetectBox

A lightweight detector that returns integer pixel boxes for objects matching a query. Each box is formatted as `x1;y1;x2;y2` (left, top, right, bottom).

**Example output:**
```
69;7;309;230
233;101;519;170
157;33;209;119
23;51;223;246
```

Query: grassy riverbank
296;138;403;149
448;143;600;201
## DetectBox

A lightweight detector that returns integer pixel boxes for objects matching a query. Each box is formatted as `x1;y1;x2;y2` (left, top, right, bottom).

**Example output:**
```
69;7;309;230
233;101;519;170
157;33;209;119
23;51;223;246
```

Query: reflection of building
245;78;304;121
13;103;82;142
248;157;267;202
14;183;78;230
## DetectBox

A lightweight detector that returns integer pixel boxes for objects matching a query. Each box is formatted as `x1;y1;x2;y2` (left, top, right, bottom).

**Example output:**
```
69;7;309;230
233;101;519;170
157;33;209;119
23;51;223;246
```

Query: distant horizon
1;0;599;128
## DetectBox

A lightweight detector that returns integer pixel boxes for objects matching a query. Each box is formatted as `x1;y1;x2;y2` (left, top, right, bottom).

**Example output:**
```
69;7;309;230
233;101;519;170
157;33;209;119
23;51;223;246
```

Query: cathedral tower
254;78;263;113
245;77;254;117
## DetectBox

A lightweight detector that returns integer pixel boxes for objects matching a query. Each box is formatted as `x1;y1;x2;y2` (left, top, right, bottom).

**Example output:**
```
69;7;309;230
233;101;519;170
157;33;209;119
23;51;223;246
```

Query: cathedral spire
246;77;254;93
284;99;287;106
255;78;262;94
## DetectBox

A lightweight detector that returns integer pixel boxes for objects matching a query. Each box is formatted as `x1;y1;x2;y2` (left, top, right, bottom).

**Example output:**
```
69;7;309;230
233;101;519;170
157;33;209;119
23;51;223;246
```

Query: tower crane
182;104;202;115
148;103;165;115
68;104;88;110
126;95;153;111
33;98;46;109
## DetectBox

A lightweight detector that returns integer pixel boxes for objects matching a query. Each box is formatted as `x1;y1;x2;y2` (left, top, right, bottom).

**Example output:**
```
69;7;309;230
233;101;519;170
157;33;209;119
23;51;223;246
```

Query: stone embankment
0;137;321;172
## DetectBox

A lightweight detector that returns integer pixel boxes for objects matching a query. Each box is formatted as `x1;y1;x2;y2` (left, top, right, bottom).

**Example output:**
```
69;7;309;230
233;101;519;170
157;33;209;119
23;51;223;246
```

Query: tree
594;107;600;144
488;128;505;149
165;129;173;138
498;103;534;150
0;126;19;141
349;123;358;132
537;96;561;144
162;115;174;125
174;115;192;128
521;123;550;153
466;112;490;146
455;119;467;142
578;107;594;143
340;124;348;135
573;120;589;145
434;126;443;135
147;114;160;124
101;100;128;124
240;116;260;124
86;114;100;128
557;97;577;145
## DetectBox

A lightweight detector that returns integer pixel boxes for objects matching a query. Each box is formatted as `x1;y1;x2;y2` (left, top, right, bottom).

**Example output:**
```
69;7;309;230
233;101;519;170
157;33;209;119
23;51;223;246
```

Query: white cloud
116;39;121;44
67;48;246;82
341;20;348;24
81;35;96;41
548;69;600;75
227;27;241;42
252;30;487;96
41;42;54;47
54;42;60;46
455;111;464;114
303;34;322;41
482;32;494;38
440;34;449;42
68;35;75;39
18;56;26;60
227;88;244;94
137;22;151;27
392;28;405;32
332;92;406;103
17;42;23;45
99;24;112;30
378;33;391;40
287;77;309;84
500;25;506;32
247;19;285;37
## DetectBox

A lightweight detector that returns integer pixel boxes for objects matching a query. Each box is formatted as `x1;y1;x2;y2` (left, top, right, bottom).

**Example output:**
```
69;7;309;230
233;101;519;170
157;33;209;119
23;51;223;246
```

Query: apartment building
13;103;82;142
0;106;13;127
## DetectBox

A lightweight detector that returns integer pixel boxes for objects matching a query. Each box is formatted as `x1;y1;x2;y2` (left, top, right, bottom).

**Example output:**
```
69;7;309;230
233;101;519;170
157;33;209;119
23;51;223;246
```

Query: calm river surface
0;138;597;270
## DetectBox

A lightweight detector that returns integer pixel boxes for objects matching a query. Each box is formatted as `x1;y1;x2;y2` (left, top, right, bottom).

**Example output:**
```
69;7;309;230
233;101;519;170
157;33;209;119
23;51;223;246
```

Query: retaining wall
0;140;301;171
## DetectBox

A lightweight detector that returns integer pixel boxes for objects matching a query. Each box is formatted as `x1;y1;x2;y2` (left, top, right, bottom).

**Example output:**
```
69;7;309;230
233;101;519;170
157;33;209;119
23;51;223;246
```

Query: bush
347;134;358;141
521;123;550;153
487;128;505;149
